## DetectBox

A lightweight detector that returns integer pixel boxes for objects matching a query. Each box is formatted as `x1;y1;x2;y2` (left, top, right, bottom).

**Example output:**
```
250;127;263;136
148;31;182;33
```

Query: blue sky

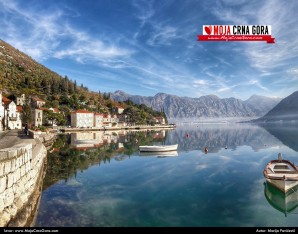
0;0;298;100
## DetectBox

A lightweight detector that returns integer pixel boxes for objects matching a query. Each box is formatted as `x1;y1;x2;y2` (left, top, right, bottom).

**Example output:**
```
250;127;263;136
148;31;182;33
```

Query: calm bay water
35;123;298;227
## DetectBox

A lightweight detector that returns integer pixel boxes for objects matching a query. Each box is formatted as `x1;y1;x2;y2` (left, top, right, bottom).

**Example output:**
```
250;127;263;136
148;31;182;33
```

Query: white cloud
287;68;298;75
132;0;181;47
132;0;155;26
0;0;63;59
220;0;248;6
212;0;298;74
248;79;268;91
218;87;231;92
0;0;132;62
147;25;178;46
54;36;132;62
193;79;208;85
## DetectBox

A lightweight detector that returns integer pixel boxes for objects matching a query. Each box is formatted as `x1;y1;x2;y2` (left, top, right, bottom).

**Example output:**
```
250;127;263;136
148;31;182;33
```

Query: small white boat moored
263;153;298;193
139;144;178;152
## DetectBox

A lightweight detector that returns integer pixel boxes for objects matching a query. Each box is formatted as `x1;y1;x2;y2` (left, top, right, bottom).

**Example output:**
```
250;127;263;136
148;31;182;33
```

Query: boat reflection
264;181;298;217
138;151;178;158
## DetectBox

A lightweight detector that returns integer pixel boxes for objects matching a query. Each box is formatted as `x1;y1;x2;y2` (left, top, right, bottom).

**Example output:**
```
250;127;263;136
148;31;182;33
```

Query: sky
0;0;298;100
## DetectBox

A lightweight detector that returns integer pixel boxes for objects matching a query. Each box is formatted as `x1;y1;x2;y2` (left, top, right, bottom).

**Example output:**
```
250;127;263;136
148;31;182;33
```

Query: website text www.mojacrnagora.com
3;229;59;233
208;35;264;40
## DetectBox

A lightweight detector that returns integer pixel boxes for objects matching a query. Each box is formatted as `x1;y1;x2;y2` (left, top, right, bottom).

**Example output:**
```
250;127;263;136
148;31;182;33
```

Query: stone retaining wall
0;140;47;226
29;130;57;150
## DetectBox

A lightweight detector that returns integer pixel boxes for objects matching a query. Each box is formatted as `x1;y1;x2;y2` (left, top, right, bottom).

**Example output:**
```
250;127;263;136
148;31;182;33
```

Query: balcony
9;117;17;121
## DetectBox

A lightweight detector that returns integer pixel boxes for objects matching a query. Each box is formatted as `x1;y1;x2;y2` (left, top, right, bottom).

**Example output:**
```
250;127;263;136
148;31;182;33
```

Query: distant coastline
59;124;176;133
168;117;258;124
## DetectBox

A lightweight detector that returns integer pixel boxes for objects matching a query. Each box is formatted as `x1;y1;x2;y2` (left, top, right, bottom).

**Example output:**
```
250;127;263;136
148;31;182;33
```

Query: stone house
113;105;125;114
152;116;166;125
103;114;118;127
32;97;46;108
32;109;43;127
94;113;104;128
71;109;94;128
16;93;26;106
2;96;22;130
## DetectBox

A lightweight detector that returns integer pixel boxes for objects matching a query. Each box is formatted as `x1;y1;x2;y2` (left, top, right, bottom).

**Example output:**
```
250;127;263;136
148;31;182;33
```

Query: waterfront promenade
0;130;36;149
59;124;176;133
0;124;176;148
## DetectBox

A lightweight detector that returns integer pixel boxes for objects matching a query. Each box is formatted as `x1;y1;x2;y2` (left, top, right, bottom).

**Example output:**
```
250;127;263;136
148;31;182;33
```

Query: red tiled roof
33;97;45;102
2;96;11;105
94;113;103;116
52;148;60;152
52;108;59;113
72;109;93;114
16;106;23;112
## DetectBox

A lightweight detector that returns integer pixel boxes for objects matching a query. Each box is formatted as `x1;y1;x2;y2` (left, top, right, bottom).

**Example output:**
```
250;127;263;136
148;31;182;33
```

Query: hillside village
0;92;167;132
0;39;168;132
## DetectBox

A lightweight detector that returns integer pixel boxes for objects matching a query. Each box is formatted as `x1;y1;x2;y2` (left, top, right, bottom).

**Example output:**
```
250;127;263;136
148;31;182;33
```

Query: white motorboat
139;144;178;152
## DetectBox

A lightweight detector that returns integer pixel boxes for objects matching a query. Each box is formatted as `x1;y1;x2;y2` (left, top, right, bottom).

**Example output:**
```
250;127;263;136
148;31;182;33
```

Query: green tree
74;80;77;92
43;109;66;126
79;94;86;103
22;98;32;126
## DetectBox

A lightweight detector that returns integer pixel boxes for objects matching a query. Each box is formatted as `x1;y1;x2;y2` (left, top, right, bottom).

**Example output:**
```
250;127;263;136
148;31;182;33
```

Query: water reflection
36;123;298;227
167;123;281;152
43;123;298;191
259;123;298;152
264;182;298;216
64;123;298;154
70;130;166;149
43;130;167;190
138;151;179;157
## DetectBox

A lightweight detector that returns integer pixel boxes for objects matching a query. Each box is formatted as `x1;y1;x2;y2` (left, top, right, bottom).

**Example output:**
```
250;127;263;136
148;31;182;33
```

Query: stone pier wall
0;140;47;227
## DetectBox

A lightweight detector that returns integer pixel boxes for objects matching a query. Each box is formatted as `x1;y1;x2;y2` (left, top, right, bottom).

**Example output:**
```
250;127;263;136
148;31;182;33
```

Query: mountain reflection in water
259;123;298;152
169;123;281;152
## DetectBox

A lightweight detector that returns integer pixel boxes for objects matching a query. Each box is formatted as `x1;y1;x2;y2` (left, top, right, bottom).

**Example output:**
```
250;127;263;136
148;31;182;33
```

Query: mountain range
254;91;298;122
110;90;282;120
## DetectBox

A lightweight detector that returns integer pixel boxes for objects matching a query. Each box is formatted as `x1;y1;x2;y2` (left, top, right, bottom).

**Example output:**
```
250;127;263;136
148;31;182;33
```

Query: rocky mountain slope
254;91;298;122
111;90;282;119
